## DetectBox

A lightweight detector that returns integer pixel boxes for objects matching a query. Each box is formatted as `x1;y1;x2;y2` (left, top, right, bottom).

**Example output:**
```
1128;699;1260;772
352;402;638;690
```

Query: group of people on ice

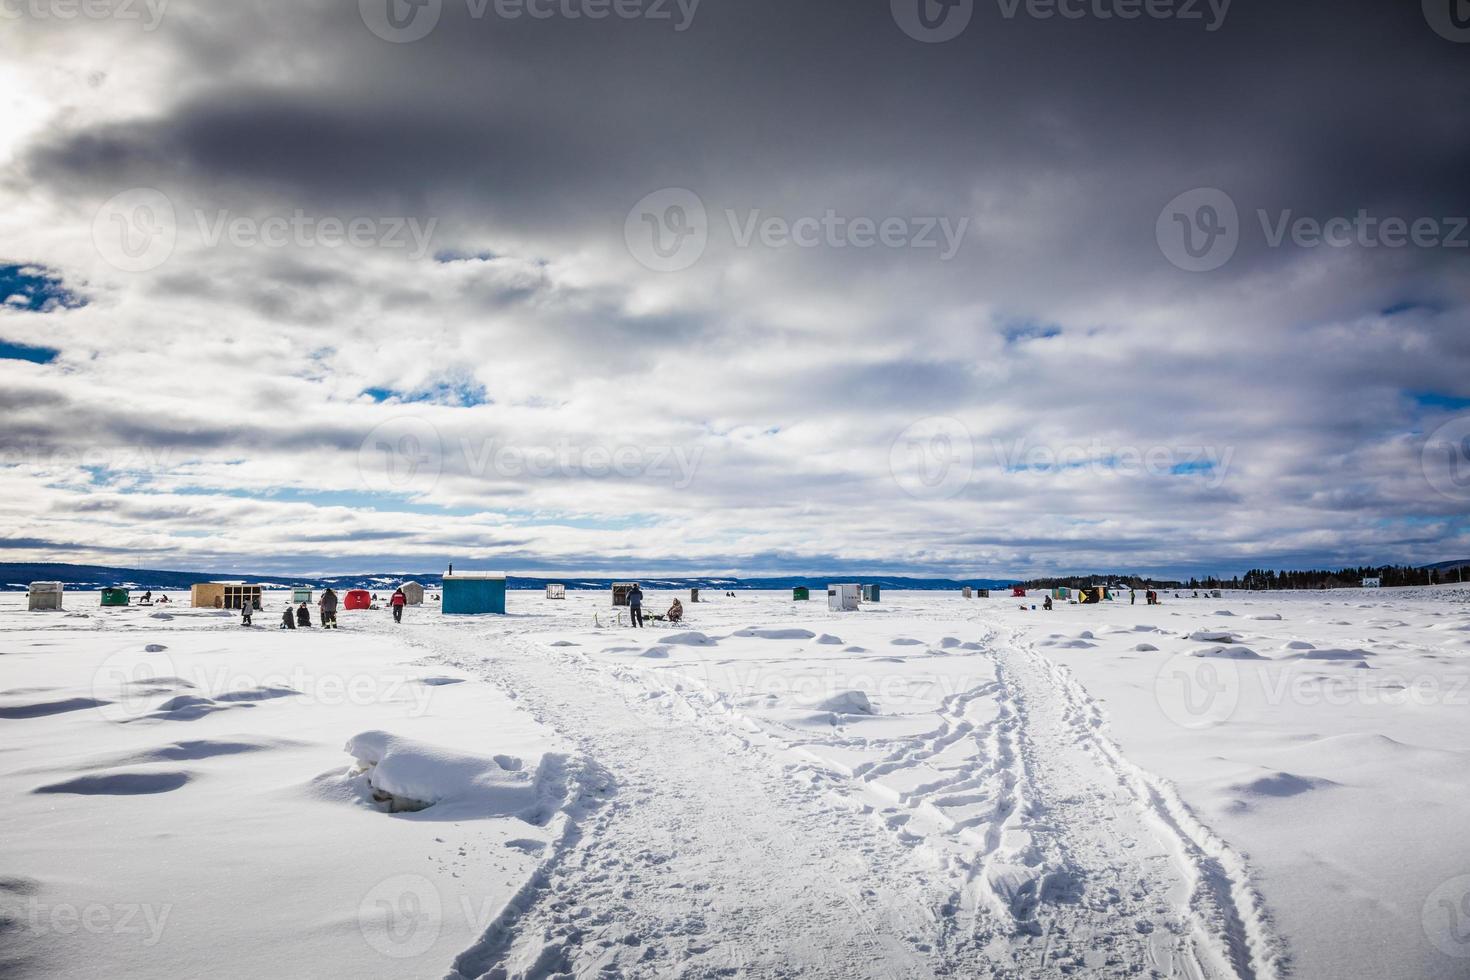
245;586;411;629
624;585;683;628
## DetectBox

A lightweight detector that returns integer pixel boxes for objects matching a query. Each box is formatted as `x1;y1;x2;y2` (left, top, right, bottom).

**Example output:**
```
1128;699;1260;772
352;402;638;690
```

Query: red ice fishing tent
344;590;372;610
1011;586;1027;598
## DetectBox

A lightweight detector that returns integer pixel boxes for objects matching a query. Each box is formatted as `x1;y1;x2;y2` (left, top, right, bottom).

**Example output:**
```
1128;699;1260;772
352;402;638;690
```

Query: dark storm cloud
26;0;1470;283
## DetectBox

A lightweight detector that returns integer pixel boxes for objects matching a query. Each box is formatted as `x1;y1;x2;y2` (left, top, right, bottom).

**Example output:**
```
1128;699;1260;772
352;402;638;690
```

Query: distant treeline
1208;565;1464;590
1023;565;1467;592
1021;575;1183;590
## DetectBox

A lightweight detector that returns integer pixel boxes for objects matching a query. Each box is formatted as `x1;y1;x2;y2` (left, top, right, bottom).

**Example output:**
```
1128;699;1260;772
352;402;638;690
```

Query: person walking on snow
390;588;407;624
241;599;253;627
628;585;644;628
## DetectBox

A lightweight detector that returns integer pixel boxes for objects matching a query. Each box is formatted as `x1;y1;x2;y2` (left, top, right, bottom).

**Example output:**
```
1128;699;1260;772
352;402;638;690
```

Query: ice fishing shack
100;587;130;607
28;582;63;611
828;584;861;612
442;571;507;615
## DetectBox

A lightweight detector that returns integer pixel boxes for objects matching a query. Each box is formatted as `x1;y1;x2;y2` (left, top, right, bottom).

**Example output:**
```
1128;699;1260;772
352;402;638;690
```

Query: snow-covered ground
2;586;1468;978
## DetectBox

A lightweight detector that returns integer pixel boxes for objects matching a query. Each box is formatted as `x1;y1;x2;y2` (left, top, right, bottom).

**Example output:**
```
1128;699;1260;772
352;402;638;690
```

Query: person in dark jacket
628;585;644;628
241;601;253;627
390;588;407;624
281;606;296;630
320;589;339;629
296;602;311;627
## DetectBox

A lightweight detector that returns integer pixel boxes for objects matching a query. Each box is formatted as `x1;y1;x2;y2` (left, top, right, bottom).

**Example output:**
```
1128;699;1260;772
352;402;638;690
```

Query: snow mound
35;771;191;796
1187;630;1239;642
1223;769;1340;811
144;643;168;653
1134;643;1159;652
1284;640;1316;650
1191;645;1264;660
549;640;579;648
0;697;110;720
796;690;875;716
1249;614;1283;621
939;637;963;649
1296;648;1374;661
815;634;844;645
734;628;816;641
344;731;570;819
641;646;671;659
661;632;718;646
890;638;924;646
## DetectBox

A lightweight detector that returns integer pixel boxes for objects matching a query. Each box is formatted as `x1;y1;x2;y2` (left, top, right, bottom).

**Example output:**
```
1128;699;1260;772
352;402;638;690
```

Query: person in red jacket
390;588;407;624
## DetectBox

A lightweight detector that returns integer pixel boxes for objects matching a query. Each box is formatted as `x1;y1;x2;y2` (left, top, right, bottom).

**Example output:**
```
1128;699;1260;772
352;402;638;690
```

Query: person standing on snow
628;584;644;628
241;599;253;627
390;588;407;624
320;588;339;629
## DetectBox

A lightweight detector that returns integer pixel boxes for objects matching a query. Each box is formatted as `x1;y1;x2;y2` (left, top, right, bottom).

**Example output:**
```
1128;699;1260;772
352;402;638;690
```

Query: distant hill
0;563;1014;593
1422;559;1470;574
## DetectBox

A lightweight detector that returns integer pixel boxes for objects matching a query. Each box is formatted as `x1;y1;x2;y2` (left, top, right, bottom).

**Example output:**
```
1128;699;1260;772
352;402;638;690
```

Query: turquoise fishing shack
442;571;507;615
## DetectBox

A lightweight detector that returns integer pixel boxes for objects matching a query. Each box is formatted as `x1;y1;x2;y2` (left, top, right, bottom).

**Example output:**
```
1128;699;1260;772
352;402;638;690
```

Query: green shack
291;587;314;604
101;588;130;607
793;587;810;601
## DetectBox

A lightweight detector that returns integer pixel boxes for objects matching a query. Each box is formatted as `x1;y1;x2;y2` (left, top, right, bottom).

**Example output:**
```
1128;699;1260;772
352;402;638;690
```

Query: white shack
28;581;64;611
828;583;861;612
546;584;567;600
1362;577;1381;589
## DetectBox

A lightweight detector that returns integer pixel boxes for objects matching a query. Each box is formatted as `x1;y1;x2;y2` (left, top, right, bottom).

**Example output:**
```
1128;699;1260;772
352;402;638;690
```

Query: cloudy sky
1;0;1468;578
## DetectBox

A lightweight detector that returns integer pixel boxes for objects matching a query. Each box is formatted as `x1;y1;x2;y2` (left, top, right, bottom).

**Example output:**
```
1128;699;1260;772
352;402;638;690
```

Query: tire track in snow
409;622;947;980
1005;628;1288;980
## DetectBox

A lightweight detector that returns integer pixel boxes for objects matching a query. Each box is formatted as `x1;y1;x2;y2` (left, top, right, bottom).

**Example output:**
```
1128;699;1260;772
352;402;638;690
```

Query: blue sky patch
0;263;84;313
0;340;60;364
